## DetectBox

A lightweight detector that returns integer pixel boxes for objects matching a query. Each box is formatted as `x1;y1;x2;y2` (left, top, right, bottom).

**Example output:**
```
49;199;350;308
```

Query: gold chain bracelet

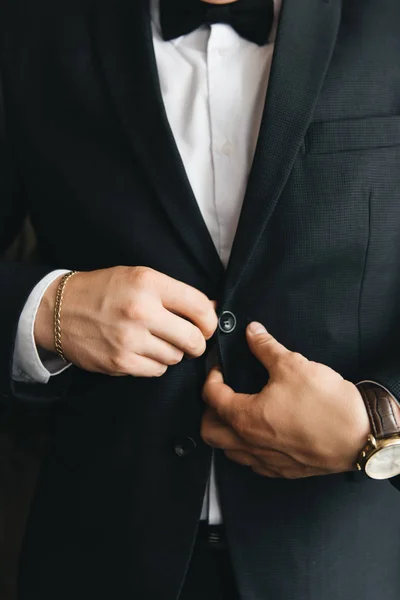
54;271;78;361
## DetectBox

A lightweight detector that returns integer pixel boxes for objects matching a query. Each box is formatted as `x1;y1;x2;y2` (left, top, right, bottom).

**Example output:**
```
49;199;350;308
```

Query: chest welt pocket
304;115;400;155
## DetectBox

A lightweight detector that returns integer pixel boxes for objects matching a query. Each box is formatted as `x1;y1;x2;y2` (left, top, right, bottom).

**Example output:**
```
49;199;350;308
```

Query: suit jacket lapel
225;0;342;297
93;0;224;284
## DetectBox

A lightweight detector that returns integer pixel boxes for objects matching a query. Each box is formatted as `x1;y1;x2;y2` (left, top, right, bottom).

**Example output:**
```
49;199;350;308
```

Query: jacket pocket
305;115;400;155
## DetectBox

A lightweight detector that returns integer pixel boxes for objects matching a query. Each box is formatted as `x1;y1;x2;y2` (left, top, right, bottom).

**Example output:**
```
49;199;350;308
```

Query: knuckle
202;436;214;447
191;295;217;337
120;301;133;320
132;266;154;288
186;329;206;356
153;365;168;378
283;352;304;372
168;351;184;366
200;420;216;446
200;428;213;447
114;329;132;351
308;360;321;373
123;300;148;323
109;352;129;373
305;361;322;383
200;421;209;442
197;300;211;318
231;411;247;435
274;352;288;370
202;435;217;448
234;452;253;466
202;314;218;339
190;290;209;312
128;354;144;372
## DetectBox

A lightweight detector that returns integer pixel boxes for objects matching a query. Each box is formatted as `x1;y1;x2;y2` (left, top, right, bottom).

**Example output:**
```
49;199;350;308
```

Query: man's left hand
201;323;371;479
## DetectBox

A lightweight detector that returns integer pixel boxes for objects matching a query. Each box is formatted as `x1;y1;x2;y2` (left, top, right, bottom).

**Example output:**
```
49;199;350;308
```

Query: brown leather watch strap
357;383;400;440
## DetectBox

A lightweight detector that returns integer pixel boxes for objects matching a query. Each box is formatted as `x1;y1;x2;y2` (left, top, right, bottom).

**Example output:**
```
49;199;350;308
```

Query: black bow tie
159;0;275;47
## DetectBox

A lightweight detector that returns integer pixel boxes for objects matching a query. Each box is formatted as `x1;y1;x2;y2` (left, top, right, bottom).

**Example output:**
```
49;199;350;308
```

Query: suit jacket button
174;437;197;457
218;311;237;334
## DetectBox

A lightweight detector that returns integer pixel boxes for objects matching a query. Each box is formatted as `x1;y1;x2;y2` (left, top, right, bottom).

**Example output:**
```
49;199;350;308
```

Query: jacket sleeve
0;60;73;406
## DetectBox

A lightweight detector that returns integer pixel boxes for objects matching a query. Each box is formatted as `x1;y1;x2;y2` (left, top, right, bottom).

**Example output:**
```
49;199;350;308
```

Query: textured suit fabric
1;0;400;598
179;536;240;600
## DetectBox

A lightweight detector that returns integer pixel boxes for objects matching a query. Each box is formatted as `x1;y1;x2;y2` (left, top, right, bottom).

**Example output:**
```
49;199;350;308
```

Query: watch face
366;445;400;480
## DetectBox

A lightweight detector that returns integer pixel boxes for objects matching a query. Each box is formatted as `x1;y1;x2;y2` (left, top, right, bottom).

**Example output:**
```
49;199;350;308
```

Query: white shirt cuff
12;269;72;384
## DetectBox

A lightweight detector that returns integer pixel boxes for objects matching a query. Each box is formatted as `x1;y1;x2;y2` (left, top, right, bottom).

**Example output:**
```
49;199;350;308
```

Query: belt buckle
204;524;227;550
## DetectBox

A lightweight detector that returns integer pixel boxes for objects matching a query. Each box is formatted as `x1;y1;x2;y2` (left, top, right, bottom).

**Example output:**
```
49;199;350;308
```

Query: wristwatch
356;382;400;479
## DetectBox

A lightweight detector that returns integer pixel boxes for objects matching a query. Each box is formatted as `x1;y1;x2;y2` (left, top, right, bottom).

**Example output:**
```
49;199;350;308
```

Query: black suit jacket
1;0;400;598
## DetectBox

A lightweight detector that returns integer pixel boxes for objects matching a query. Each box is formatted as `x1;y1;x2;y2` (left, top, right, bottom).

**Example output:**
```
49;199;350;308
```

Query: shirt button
221;141;234;156
174;437;197;458
218;47;230;57
218;311;237;334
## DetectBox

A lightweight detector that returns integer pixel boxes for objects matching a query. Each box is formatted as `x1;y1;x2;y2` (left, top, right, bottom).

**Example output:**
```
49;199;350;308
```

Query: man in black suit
2;0;400;598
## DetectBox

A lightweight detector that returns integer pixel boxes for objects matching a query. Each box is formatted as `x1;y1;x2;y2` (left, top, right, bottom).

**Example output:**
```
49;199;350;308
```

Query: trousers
179;524;241;600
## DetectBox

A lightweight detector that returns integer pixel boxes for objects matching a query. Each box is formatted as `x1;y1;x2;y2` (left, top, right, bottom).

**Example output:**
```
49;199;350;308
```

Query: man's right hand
34;266;218;378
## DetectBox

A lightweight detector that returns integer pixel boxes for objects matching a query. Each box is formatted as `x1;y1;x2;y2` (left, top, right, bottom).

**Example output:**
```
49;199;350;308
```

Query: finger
201;410;248;450
252;449;303;470
246;323;291;372
224;450;255;467
160;278;218;340
202;368;250;423
110;373;130;377
150;308;207;357
250;449;327;477
252;464;322;479
139;332;184;366
201;406;228;430
112;355;168;378
251;465;282;478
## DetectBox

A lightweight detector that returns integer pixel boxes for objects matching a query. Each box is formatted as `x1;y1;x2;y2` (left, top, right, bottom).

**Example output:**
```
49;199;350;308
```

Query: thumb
246;322;289;371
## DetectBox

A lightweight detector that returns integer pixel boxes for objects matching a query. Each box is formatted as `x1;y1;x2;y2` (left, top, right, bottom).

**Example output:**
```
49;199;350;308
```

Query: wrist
336;383;371;472
350;382;372;444
34;274;65;353
354;382;400;478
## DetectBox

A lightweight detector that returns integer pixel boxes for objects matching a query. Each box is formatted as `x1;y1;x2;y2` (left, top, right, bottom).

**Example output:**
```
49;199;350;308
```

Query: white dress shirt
12;0;281;524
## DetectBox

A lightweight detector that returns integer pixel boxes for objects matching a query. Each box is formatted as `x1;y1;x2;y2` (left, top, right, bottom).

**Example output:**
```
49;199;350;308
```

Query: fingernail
248;322;267;335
